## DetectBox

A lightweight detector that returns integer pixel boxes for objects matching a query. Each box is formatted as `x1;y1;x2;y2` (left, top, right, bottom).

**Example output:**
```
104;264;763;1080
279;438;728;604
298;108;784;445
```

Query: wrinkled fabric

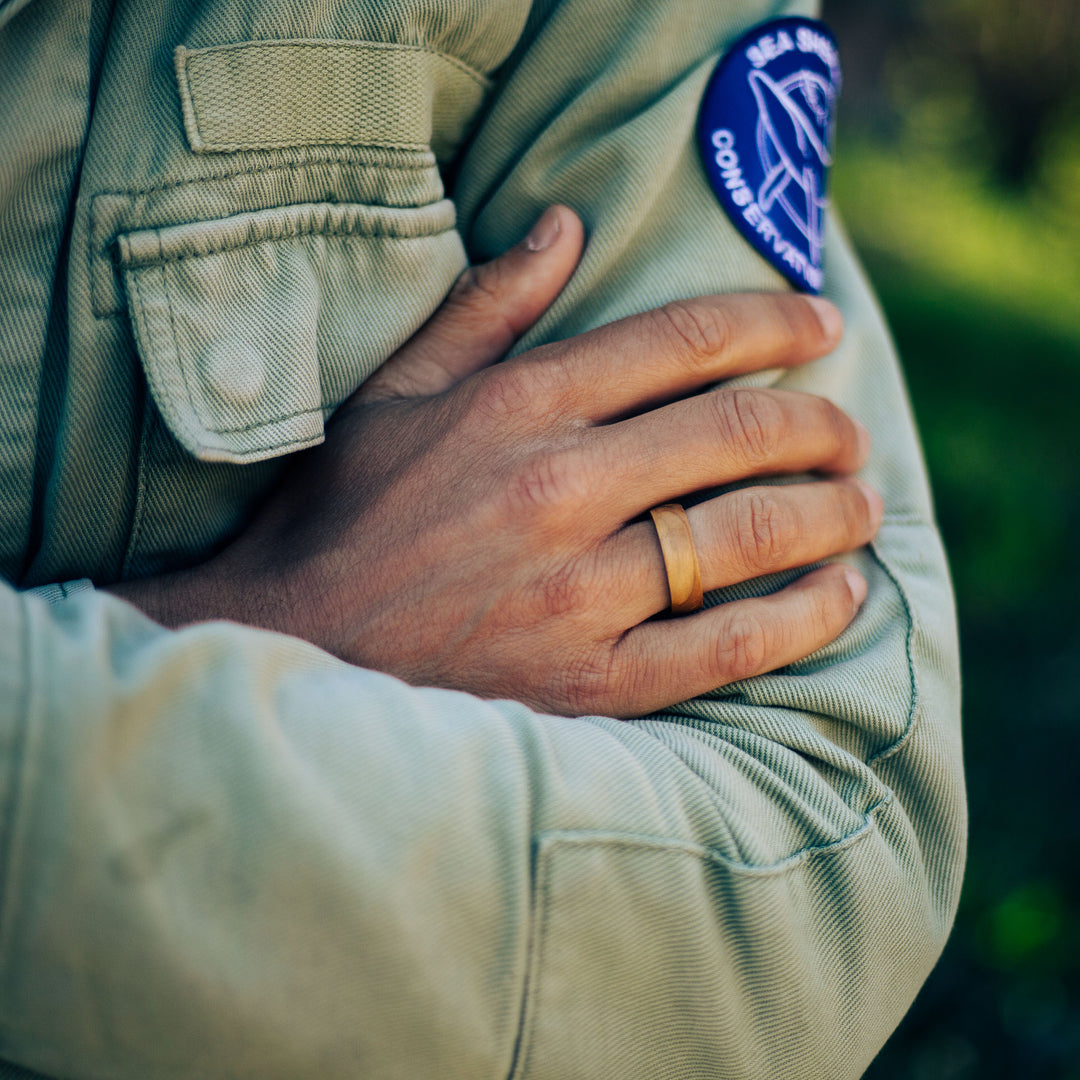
0;1;965;1078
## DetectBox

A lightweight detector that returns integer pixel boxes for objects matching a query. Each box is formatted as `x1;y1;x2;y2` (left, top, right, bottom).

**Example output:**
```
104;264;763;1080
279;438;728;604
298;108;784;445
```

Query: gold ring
649;503;703;615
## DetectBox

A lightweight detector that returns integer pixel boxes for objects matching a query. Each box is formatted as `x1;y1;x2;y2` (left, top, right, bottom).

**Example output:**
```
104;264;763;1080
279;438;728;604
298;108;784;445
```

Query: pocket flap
174;39;491;161
118;199;462;464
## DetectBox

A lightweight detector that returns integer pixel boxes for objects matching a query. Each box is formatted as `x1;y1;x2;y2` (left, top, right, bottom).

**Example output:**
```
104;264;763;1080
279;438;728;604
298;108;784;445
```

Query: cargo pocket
118;199;463;464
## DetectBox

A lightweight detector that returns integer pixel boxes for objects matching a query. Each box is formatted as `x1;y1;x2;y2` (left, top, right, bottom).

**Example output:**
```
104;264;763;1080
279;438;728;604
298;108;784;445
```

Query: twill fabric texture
0;1;966;1079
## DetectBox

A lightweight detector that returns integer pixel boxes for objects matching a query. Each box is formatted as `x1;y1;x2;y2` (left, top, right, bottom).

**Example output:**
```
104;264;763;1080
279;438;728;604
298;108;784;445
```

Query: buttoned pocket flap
117;199;464;464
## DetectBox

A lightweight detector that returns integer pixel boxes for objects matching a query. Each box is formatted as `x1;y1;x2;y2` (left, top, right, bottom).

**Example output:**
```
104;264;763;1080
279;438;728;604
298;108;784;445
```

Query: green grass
833;140;1080;343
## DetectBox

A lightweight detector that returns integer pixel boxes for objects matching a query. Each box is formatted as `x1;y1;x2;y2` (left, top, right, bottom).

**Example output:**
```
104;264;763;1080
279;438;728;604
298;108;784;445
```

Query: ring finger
601;477;883;624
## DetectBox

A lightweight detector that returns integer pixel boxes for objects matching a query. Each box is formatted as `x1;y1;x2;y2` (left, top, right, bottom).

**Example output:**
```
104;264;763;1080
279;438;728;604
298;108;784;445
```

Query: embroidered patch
697;18;842;293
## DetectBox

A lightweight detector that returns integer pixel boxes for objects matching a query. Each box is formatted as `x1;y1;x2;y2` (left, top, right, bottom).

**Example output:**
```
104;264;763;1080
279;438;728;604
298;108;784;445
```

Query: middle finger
588;386;868;524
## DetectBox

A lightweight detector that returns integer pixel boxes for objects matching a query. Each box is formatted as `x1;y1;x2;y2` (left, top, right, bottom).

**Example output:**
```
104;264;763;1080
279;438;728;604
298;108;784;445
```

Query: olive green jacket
0;0;965;1077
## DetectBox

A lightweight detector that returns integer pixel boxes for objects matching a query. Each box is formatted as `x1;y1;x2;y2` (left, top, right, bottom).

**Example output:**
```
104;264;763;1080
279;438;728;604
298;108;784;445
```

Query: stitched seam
882;512;933;526
183;38;491;92
208;431;325;458
509;836;554;1080
121;397;155;581
121;261;165;578
206;406;323;437
184;137;432;153
665;537;921;770
90;161;444;320
118;216;456;269
509;813;887;1080
640;530;922;861
865;530;923;766
536;801;889;880
0;595;32;1018
94;154;437;203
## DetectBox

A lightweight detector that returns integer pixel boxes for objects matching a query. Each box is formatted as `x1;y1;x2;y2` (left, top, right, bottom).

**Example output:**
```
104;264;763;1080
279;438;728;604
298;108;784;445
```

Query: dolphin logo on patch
697;18;842;293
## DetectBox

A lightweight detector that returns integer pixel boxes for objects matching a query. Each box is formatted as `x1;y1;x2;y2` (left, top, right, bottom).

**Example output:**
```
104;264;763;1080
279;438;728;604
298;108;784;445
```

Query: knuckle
536;558;590;619
504;448;586;520
839;484;868;539
820;398;853;457
457;260;506;308
654;300;732;365
445;265;479;306
775;293;819;347
446;263;518;344
555;646;620;716
714;611;771;684
470;366;534;423
808;580;840;639
737;491;789;571
512;351;565;410
715;388;782;466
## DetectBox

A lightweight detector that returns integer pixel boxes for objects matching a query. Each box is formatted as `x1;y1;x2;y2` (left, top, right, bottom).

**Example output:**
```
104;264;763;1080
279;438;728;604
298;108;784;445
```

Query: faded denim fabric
0;1;965;1078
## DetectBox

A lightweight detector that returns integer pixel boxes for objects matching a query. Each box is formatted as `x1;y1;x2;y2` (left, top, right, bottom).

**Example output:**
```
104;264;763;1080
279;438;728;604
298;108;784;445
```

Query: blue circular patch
697;18;842;293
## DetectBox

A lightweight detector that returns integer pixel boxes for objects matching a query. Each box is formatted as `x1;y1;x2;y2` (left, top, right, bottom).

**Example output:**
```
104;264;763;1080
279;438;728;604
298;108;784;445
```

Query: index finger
519;293;843;423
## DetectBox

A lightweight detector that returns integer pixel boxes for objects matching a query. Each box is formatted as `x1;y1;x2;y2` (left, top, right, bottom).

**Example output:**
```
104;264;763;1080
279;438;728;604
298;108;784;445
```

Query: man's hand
111;206;882;718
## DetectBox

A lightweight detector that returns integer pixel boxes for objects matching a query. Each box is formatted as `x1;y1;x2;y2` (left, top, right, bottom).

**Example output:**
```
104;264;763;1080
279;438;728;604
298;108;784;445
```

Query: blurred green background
821;1;1080;1076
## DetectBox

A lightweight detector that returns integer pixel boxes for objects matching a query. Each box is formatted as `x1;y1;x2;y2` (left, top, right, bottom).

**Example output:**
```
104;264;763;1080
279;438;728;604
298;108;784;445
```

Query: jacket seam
865;528;923;767
90;160;444;319
93;153;437;206
121;397;156;581
0;594;33;1018
185;405;325;438
881;512;933;526
533;796;889;880
118;215;456;269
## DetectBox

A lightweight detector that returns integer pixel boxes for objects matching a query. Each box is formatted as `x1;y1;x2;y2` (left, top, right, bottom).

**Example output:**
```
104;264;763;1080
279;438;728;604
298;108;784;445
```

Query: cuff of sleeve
26;579;95;605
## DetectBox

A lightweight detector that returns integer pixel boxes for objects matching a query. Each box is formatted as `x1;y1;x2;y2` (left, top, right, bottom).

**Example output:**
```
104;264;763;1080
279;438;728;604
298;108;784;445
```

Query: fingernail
806;296;843;342
854;419;871;460
857;479;884;524
525;206;562;252
843;567;868;607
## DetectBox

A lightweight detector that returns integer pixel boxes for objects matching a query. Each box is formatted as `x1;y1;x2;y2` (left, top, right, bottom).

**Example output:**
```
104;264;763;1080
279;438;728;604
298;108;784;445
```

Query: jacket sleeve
0;5;964;1080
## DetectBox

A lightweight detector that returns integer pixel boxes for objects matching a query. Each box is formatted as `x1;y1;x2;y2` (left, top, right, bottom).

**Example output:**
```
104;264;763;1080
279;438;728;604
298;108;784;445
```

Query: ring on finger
649;503;704;616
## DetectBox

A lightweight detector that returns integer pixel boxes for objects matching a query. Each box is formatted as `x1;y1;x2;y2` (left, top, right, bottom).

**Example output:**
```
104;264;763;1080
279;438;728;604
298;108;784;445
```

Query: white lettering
796;26;840;78
745;29;795;68
707;121;824;287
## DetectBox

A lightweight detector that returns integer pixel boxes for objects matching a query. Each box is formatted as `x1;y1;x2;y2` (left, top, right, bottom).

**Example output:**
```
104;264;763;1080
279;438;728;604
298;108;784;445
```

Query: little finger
605;564;867;717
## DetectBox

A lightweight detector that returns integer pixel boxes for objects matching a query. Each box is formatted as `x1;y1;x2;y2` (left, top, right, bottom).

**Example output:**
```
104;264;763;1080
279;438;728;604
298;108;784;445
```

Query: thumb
358;205;585;401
